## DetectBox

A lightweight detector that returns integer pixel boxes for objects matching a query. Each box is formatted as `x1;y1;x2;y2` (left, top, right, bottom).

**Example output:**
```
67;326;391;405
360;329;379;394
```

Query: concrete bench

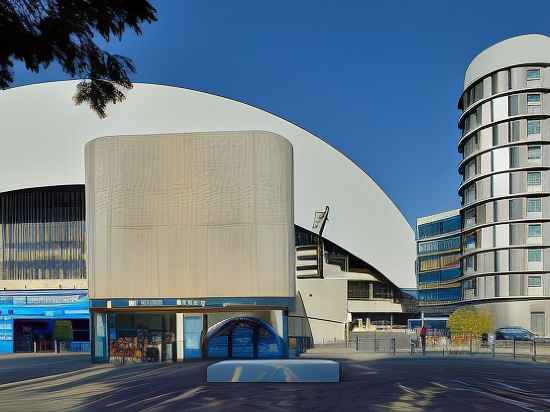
207;359;340;383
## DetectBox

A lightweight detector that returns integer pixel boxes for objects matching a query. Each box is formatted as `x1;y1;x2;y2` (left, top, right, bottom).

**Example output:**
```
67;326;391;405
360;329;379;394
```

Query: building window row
462;66;544;112
347;281;394;300
463;247;547;274
462;272;546;301
417;267;461;286
462;119;545;161
464;144;543;181
463;196;545;229
417;215;461;239
417;236;460;254
418;252;460;272
463;92;543;136
462;170;549;206
418;287;461;304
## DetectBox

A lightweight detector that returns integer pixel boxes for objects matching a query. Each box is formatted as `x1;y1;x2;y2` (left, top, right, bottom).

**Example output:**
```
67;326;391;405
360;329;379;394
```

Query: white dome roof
0;81;415;288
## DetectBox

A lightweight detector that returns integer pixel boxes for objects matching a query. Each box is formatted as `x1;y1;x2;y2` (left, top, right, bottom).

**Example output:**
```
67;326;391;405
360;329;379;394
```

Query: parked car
495;327;535;341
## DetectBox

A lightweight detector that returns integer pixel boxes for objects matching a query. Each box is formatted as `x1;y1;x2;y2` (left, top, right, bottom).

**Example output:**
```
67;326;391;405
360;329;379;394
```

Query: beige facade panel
86;131;295;299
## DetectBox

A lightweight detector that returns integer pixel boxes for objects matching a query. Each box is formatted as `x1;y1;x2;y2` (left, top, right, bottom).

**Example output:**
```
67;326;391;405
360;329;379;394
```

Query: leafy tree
448;307;493;337
54;320;73;341
0;0;157;118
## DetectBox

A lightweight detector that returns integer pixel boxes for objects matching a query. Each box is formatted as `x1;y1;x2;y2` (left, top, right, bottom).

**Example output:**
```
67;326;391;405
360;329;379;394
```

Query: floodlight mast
312;206;329;278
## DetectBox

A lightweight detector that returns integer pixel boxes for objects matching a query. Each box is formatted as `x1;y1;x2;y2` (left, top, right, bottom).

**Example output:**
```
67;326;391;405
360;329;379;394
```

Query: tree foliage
54;320;73;341
448;307;493;337
0;0;157;117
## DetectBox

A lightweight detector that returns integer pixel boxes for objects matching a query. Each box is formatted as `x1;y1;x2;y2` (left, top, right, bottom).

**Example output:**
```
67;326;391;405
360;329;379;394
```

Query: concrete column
176;313;184;361
283;310;289;358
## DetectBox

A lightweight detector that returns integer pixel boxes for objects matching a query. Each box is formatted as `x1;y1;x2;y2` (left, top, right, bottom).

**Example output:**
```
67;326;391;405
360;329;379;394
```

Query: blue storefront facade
90;297;292;363
0;289;90;353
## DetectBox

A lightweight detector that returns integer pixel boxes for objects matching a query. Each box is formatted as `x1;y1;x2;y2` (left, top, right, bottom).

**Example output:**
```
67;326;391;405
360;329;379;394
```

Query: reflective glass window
528;119;541;135
528;276;542;287
528;172;542;186
528;198;542;213
528;94;541;105
528;146;542;161
528;249;542;262
528;224;542;238
527;69;541;80
509;95;519;115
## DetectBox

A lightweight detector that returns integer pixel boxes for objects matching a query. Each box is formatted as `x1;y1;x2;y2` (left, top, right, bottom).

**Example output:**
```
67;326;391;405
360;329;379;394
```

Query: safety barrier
349;333;550;362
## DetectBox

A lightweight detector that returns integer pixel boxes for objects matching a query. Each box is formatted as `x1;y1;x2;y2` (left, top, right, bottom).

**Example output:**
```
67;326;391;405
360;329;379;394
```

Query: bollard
355;335;359;352
392;337;396;355
33;341;37;353
533;340;537;362
513;338;516;359
469;334;473;355
492;341;495;358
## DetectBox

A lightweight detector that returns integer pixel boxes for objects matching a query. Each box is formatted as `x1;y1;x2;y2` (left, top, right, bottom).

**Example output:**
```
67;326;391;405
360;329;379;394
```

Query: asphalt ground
2;352;550;411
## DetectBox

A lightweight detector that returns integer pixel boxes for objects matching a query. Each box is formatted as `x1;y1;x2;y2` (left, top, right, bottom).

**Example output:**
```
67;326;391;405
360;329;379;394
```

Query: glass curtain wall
0;186;86;280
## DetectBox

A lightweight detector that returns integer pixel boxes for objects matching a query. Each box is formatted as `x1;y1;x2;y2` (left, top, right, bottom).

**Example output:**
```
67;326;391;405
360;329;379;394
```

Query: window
528;146;542;162
527;69;541;81
528;276;542;287
528;224;542;238
528;93;541;105
463;278;476;290
441;253;460;268
491;73;498;94
348;281;370;299
528;249;542;262
373;282;393;299
465;159;476;179
528;119;541;135
465;208;476;227
528;198;542;213
492;125;499;146
510;146;520;168
509;198;522;220
465;185;476;205
464;254;476;271
419;256;439;272
510;120;520;142
527;171;542;186
417;216;460;239
465;233;477;250
441;216;461;233
509;95;519;115
417;237;460;254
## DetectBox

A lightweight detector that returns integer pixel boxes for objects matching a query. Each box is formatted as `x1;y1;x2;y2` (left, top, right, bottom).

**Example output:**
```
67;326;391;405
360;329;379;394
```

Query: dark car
495;327;535;341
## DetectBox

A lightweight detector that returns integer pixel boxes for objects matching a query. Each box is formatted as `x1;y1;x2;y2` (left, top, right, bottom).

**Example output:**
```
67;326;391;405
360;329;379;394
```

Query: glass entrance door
531;312;545;336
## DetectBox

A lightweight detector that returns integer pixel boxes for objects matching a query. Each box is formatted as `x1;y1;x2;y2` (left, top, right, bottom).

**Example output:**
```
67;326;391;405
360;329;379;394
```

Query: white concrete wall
86;132;295;299
292;278;348;342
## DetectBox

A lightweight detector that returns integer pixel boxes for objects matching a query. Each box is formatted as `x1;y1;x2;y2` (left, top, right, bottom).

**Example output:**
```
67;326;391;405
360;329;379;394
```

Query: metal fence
348;333;550;362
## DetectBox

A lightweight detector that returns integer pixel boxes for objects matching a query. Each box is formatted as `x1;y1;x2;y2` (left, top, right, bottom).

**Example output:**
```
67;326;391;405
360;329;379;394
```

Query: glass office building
416;210;462;310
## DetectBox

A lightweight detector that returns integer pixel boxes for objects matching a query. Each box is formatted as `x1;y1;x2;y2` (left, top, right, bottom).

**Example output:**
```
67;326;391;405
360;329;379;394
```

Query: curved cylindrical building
458;34;550;334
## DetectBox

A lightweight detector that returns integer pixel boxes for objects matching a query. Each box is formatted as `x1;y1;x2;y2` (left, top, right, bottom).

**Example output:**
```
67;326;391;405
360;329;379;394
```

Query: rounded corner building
0;80;417;360
458;34;550;335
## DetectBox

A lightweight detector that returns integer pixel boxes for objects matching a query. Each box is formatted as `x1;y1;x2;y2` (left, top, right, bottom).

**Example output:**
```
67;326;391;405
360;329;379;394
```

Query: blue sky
10;1;550;228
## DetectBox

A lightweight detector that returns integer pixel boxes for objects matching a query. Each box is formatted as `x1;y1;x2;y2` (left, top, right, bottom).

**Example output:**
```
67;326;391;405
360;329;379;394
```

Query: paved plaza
2;351;550;411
